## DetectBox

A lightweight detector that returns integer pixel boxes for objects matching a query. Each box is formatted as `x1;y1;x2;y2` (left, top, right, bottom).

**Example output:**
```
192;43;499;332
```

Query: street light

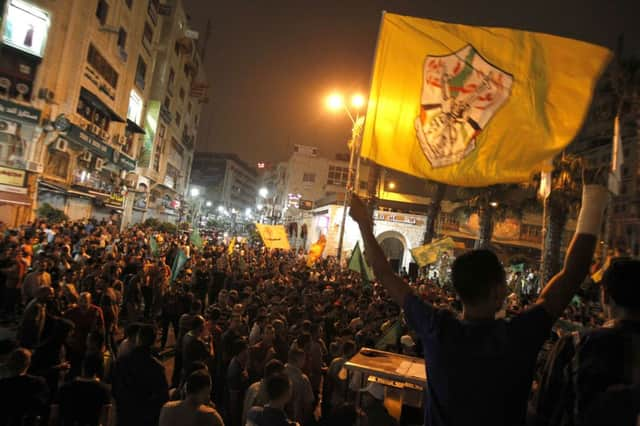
190;187;200;197
205;201;212;207
325;90;367;261
259;187;269;198
388;181;396;190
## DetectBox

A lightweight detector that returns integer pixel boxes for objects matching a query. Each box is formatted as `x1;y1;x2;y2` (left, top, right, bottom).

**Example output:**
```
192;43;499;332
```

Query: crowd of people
0;181;637;426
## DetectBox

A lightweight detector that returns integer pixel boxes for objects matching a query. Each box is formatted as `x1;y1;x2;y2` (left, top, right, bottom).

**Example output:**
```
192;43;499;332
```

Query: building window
302;173;316;183
77;92;111;132
45;149;70;180
142;21;153;51
327;165;349;186
87;44;118;88
135;56;147;90
96;0;109;25
163;96;171;110
179;87;185;101
125;0;133;9
117;27;127;51
187;102;192;113
175;112;181;127
127;89;143;124
174;41;180;56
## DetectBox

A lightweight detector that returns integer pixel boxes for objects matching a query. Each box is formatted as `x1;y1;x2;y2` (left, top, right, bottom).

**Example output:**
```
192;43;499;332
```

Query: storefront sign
0;165;26;187
1;0;51;58
112;149;136;171
109;192;124;205
65;124;111;158
0;98;41;124
374;212;419;225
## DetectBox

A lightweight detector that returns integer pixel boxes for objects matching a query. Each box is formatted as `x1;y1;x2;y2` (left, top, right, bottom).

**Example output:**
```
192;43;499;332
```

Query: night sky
183;0;640;166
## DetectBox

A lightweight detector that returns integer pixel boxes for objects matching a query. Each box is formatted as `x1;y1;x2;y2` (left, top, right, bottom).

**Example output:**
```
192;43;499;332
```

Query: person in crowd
112;323;169;426
284;346;315;424
159;369;224;426
533;258;640;426
348;172;608;426
248;323;276;381
17;286;54;349
0;348;50;426
64;292;105;377
242;359;286;425
50;352;112;426
325;340;356;414
118;322;140;358
227;338;250;426
182;315;215;383
21;258;51;304
29;317;74;397
247;373;297;426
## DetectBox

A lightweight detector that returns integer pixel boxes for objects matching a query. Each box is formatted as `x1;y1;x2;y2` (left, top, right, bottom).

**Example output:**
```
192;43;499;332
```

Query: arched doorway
377;231;407;273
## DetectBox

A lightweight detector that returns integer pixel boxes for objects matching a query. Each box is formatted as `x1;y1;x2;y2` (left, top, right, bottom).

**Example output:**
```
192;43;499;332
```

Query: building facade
190;152;258;214
0;0;206;227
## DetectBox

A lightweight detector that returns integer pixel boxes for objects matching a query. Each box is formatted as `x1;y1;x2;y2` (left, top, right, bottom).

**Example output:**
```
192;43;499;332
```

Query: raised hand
349;194;371;227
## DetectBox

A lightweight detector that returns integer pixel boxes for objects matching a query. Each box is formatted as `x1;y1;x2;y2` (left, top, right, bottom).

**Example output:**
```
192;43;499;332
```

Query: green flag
511;263;525;273
150;235;159;257
375;319;402;350
348;242;374;288
410;237;456;267
170;248;188;284
190;228;203;249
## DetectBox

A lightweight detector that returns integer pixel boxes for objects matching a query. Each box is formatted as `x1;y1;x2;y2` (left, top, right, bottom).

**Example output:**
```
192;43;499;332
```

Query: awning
126;119;145;135
80;88;126;123
0;191;31;206
38;180;67;194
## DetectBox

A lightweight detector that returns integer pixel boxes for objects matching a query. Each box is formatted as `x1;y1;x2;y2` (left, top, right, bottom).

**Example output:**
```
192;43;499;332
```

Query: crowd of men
0;182;637;426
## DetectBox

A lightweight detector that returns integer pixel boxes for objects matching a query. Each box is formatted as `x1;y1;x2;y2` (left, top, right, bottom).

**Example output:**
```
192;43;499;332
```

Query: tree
423;181;447;244
538;155;582;284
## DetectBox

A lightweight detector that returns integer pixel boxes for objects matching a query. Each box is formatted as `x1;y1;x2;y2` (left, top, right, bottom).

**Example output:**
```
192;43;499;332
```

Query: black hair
231;338;248;357
265;373;291;402
602;259;640;311
451;249;505;305
191;315;206;332
185;370;211;395
264;359;285;378
137;323;156;348
125;322;141;338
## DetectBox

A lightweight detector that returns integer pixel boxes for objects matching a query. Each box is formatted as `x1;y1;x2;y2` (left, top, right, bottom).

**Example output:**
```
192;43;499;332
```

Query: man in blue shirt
348;176;608;426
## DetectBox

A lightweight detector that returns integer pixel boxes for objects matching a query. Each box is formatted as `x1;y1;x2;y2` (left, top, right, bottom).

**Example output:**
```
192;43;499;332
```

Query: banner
348;241;374;288
410;237;455;267
306;235;327;267
255;224;290;250
190;228;203;249
149;234;159;257
228;237;236;255
361;13;611;186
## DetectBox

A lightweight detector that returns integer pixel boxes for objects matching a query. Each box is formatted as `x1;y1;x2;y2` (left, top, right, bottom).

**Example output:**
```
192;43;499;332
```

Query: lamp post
326;91;366;261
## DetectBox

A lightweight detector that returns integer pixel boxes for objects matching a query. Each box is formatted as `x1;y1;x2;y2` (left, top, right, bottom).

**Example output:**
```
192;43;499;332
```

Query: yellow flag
410;237;456;267
228;237;236;255
307;235;327;267
255;224;291;250
362;13;612;186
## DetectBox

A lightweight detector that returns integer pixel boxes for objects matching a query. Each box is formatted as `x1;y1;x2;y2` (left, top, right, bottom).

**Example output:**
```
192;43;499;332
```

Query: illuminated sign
1;0;51;57
0;165;26;187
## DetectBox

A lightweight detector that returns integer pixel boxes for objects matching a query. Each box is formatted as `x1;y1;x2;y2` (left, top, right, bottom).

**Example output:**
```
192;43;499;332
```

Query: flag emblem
415;45;514;168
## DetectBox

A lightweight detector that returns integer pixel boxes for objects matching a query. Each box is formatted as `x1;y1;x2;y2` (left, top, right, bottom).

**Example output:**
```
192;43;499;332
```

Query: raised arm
349;194;411;306
536;182;608;319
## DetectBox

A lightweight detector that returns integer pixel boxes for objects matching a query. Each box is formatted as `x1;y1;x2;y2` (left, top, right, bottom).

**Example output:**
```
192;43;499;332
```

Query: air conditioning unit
37;88;55;103
26;161;43;173
81;151;92;162
95;158;105;171
54;138;68;152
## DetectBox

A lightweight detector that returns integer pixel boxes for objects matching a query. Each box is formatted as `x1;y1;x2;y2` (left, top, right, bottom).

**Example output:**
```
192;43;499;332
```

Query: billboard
1;0;51;57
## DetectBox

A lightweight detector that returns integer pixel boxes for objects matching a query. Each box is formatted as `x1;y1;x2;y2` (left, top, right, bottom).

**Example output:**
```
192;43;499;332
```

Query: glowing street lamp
259;187;269;198
190;187;200;197
326;92;344;111
205;201;212;207
388;181;396;190
351;94;365;109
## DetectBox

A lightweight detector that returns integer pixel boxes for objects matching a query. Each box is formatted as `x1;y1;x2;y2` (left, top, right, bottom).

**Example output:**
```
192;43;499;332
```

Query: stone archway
376;230;408;273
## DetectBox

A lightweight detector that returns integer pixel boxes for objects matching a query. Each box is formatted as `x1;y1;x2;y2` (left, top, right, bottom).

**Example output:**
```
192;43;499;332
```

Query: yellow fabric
410;237;456;267
255;224;291;250
227;237;236;255
362;13;612;186
307;235;327;267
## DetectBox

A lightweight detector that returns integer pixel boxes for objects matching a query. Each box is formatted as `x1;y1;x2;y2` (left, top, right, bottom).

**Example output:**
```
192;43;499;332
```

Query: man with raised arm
348;173;608;426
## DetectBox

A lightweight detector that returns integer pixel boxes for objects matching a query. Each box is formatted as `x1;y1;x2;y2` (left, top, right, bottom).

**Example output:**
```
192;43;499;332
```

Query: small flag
608;114;624;195
410;237;456;267
170;248;188;284
348;242;374;288
150;235;159;257
361;13;612;186
228;237;236;255
306;235;327;267
375;319;402;350
190;228;203;249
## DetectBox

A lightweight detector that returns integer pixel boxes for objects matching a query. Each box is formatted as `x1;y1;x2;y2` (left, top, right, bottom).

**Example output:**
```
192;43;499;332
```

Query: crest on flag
415;45;514;168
